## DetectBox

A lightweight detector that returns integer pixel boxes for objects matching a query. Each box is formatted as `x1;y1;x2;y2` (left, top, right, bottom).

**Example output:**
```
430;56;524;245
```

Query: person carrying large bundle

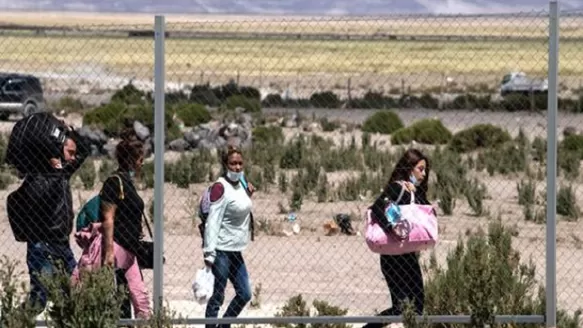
4;112;91;315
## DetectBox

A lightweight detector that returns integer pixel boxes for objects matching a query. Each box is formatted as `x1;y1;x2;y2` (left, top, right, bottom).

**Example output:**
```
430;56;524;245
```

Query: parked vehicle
500;71;548;97
0;73;45;120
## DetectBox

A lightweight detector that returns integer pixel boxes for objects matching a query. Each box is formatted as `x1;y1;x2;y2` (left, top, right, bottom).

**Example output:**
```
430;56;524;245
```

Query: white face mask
226;170;242;182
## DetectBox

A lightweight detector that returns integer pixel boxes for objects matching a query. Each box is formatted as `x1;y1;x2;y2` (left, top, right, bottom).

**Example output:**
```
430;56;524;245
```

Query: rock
102;140;119;159
168;138;190;152
133;120;150;141
183;130;202;148
303;122;322;133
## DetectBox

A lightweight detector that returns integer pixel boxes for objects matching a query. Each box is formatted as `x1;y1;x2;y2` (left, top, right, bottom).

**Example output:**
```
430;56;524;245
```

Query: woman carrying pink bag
363;148;437;328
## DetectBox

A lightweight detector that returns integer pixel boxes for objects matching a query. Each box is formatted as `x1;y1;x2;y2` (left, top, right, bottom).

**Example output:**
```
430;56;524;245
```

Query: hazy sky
0;0;579;15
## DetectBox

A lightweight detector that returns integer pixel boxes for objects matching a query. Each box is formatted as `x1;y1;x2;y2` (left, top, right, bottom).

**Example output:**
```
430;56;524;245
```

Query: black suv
0;73;45;120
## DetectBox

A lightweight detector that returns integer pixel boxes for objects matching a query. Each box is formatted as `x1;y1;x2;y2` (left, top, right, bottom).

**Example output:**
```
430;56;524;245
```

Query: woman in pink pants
72;128;151;319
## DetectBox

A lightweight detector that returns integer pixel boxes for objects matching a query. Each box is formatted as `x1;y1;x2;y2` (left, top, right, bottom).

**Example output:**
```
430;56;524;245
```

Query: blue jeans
205;251;252;328
26;241;76;314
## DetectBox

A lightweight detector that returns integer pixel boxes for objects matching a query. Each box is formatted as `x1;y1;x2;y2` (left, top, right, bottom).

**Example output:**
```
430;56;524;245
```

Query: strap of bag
395;182;407;204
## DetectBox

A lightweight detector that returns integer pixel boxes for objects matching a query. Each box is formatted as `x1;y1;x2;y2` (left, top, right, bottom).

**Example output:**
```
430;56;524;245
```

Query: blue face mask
129;170;135;179
410;174;420;186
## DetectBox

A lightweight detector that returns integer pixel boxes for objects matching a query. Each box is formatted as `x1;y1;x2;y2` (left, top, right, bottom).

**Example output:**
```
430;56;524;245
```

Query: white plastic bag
192;267;214;304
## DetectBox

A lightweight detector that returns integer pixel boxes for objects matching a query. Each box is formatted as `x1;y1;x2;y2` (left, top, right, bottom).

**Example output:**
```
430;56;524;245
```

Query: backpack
76;175;124;232
5;112;69;175
197;175;255;245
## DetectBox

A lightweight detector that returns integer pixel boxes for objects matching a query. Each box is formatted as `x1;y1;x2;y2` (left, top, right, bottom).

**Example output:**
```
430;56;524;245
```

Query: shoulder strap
395;182;406;204
111;174;125;200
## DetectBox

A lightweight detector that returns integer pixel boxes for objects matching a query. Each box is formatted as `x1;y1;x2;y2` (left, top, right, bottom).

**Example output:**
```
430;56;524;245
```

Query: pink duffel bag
365;191;438;255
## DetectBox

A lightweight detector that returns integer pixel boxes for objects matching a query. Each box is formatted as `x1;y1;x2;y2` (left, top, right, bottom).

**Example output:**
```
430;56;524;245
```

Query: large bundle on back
4;112;69;175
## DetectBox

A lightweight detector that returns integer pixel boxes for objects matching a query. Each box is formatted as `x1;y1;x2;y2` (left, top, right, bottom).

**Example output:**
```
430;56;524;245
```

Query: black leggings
364;253;425;328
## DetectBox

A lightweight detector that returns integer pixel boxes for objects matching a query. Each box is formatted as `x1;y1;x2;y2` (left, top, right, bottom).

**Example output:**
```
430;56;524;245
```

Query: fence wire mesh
0;8;581;327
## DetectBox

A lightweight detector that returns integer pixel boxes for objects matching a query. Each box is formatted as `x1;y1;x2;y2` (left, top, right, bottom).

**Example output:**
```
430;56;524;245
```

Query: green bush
174;103;211;127
560;134;583;158
464;178;488;216
449;124;512;153
274;294;349;328
165;152;210;188
253;125;284;145
0;171;13;190
391;119;452;145
262;93;284;107
557;185;579;221
41;265;126;328
111;83;146;105
0;256;37;328
224;95;262;113
347;91;397;109
77;159;97;190
310;91;341;109
424;218;581;328
361;110;404;135
190;84;222;107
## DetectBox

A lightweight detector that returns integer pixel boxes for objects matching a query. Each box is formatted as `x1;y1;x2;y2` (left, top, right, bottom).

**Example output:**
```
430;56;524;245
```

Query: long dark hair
387;148;430;199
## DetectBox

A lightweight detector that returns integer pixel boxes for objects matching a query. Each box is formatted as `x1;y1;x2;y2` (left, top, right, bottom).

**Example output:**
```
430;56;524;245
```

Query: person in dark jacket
20;127;90;314
364;148;432;328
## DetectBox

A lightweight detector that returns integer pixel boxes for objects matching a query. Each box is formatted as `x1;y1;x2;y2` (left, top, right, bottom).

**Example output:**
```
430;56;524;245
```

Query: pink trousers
71;223;151;319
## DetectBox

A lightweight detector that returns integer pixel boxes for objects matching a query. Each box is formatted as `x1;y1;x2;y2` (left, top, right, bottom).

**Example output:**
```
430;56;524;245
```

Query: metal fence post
546;1;559;328
153;14;166;313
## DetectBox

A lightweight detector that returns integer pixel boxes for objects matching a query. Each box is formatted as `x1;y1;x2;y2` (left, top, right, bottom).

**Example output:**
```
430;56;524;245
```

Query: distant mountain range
1;0;582;16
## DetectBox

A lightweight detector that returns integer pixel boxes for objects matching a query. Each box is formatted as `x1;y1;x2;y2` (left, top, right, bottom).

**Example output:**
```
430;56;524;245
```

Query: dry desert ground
1;109;583;327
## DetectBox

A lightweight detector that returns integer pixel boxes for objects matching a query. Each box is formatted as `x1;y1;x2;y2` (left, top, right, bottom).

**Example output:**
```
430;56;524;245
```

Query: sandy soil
1;109;583;326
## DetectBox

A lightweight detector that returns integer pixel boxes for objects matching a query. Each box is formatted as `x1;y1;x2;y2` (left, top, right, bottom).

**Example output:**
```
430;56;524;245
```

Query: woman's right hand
401;181;416;192
104;251;115;267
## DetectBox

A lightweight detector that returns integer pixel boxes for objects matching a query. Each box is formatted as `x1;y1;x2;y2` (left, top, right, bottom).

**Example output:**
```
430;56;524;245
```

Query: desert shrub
0;171;13;190
391;119;452;145
464;178;488;216
319;117;340;132
348;91;397;109
557;185;579;221
41;265;126;328
361;110;404;135
335;173;367;202
280;136;308;169
223;95;262;113
531;137;547;162
517;179;536;206
449;124;512;153
499;93;532;111
262;93;285;107
424;217;581;328
253;125;284;145
239;86;261;100
310;91;341;108
77;159;97;190
316;172;329;203
482;141;528;176
290;185;303;212
0;256;37;328
165;90;189;106
190;84;221;107
559;149;580;179
140;161;155;189
111;83;146;105
431;148;468;215
166;153;209;188
0;133;7;165
448;93;493;110
418;93;439;109
278;172;288;193
274;294;350;328
53;96;88;114
173;103;211;127
560;134;583;159
98;159;116;183
311;300;349;328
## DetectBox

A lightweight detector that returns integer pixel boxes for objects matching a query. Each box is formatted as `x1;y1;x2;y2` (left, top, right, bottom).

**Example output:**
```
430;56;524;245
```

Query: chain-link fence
0;3;580;327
